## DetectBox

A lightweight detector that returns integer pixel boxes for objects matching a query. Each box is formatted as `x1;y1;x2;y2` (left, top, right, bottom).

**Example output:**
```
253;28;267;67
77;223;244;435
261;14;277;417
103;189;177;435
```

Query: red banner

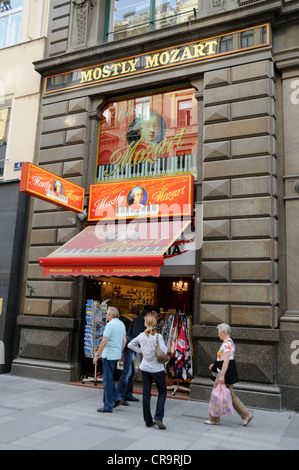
20;162;85;213
88;174;193;222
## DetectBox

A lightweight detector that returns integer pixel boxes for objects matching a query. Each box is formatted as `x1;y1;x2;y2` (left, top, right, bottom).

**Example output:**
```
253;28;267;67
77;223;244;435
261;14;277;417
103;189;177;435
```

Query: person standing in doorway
93;306;126;413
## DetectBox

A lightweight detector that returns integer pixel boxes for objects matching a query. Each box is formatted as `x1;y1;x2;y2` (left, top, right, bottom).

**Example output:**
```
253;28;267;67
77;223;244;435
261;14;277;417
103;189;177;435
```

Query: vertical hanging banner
20;162;85;213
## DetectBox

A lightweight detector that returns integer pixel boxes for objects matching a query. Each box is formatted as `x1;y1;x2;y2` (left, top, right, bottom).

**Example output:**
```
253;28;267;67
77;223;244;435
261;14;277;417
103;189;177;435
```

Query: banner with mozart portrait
95;87;198;182
88;175;194;222
20;162;85;213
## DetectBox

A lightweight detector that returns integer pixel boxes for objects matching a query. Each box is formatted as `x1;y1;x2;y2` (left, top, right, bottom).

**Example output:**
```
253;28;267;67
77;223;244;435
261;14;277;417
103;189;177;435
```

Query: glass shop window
95;87;198;182
0;106;11;178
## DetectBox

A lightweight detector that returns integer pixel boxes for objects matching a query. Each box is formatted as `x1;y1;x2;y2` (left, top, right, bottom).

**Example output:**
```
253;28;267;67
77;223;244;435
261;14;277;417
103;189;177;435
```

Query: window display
96;277;157;316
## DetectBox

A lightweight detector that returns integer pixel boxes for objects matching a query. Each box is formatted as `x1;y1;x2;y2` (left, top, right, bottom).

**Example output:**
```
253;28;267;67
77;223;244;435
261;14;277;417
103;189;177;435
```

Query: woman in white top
128;314;168;429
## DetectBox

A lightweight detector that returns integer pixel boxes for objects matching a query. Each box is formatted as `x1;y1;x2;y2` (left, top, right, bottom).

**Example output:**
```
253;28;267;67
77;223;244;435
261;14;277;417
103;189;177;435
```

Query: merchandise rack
81;299;109;386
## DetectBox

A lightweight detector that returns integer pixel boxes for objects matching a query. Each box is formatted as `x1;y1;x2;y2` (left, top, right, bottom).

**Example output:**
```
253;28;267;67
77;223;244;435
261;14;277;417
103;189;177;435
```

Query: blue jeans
141;370;167;425
102;358;121;411
117;348;134;400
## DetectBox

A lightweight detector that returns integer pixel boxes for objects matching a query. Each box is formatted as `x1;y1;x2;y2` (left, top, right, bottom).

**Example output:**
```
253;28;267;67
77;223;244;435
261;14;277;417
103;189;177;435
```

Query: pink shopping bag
209;383;234;417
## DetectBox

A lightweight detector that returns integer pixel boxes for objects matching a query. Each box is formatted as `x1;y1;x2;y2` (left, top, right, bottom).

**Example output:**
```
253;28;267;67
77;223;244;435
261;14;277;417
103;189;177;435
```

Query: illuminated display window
95;87;198;182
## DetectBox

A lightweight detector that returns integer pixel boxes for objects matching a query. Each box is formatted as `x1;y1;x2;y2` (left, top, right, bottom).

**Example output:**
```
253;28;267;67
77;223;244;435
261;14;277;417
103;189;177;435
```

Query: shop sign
20;162;85;213
88;174;193;222
44;24;269;95
43;266;162;277
164;232;196;267
96;87;198;182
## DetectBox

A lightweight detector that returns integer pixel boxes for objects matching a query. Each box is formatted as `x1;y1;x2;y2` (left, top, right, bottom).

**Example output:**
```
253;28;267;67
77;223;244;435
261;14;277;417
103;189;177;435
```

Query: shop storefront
34;85;198;390
10;0;299;411
14;76;200;388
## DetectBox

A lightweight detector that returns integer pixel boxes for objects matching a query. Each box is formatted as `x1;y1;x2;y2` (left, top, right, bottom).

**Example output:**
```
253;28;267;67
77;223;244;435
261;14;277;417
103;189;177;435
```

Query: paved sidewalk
0;373;298;451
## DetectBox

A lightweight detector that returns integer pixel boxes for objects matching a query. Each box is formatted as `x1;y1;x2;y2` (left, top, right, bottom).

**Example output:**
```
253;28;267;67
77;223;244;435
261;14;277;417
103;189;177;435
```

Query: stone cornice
34;2;284;77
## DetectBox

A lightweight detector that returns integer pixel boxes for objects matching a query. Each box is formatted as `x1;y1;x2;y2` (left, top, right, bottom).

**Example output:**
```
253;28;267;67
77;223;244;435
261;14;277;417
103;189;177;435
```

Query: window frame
0;0;22;49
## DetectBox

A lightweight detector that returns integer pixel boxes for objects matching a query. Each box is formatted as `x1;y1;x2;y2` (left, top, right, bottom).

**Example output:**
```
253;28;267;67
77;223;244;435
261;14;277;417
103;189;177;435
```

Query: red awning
39;220;190;277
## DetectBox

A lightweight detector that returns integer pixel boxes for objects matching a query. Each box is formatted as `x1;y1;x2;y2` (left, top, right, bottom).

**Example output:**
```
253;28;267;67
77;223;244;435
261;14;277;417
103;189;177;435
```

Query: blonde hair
144;314;157;336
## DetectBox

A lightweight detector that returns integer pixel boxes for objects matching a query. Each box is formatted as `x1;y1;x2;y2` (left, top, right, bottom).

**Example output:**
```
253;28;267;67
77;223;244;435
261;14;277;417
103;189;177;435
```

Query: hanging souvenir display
162;313;193;393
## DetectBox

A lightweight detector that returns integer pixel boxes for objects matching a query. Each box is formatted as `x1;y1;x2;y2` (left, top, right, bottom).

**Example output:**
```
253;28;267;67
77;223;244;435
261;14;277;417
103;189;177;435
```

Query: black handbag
211;361;218;381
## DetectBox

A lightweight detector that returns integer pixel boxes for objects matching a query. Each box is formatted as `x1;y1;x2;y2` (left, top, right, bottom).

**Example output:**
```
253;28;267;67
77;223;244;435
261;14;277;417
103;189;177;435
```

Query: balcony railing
96;153;197;181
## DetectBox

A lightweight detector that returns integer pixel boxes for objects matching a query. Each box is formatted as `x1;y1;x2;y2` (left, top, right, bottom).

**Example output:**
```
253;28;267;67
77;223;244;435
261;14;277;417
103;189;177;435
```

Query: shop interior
86;275;194;318
79;275;194;396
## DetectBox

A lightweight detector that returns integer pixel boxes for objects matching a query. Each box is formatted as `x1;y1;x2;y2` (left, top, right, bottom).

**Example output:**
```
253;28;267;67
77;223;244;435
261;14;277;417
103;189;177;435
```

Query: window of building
219;34;233;53
96;87;198;182
0;0;23;49
0;105;11;178
106;0;198;41
241;30;254;48
178;100;192;127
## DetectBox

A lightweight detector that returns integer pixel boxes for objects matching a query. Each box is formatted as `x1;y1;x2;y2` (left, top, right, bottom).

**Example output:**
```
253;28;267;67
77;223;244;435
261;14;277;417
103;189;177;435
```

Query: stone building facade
0;0;50;375
10;0;299;411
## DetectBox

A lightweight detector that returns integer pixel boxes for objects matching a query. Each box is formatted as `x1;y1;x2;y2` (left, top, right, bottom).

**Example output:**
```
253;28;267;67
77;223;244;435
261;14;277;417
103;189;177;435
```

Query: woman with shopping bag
204;323;253;426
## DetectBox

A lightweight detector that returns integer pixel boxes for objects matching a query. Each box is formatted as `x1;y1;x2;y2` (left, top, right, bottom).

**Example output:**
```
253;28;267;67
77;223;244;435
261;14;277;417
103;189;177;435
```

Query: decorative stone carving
212;0;223;7
72;0;95;46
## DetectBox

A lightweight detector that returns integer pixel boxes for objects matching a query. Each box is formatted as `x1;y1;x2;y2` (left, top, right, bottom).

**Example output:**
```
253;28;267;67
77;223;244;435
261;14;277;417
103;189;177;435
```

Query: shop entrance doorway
78;275;194;397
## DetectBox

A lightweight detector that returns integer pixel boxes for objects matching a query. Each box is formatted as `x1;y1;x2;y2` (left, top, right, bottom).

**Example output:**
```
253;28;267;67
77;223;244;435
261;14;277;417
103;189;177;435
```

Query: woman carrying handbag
128;314;168;430
204;323;253;426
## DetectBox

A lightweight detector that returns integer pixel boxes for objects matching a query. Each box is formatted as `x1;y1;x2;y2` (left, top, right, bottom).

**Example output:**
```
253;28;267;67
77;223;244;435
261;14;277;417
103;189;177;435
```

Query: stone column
190;59;281;409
